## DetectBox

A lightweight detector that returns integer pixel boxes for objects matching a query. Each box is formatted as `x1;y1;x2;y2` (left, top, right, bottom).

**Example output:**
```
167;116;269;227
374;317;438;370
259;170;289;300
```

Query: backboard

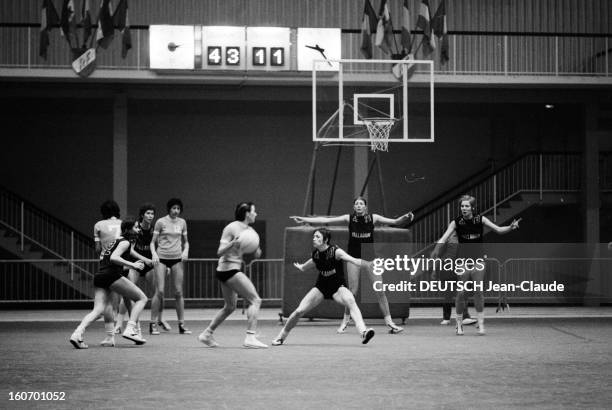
312;59;435;145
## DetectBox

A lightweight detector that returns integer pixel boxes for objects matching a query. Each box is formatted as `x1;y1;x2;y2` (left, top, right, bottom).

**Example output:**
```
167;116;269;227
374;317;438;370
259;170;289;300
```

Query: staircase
0;225;94;298
0;186;96;300
410;152;586;252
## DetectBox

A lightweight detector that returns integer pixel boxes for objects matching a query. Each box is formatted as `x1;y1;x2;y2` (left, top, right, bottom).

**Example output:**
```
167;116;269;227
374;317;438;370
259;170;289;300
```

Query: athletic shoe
387;323;404;334
477;323;486;336
149;322;160;335
179;323;192;334
197;332;219;347
113;323;123;334
440;320;451;325
271;337;285;346
123;326;146;345
462;318;477;326
361;328;375;344
69;331;88;349
243;335;268;349
336;317;352;333
158;320;172;331
456;322;464;336
100;336;116;347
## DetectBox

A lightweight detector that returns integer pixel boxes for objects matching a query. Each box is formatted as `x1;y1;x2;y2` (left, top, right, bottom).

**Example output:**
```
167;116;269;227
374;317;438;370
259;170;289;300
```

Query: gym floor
1;307;611;409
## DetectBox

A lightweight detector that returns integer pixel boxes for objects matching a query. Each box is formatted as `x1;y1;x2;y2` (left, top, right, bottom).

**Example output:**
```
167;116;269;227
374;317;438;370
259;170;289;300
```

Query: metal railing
0;27;610;77
3;257;610;304
0;186;96;260
410;153;583;253
501;258;612;303
0;258;284;304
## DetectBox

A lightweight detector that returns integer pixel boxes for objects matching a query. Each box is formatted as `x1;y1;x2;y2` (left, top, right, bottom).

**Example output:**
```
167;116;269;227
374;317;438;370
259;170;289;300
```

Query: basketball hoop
363;118;395;152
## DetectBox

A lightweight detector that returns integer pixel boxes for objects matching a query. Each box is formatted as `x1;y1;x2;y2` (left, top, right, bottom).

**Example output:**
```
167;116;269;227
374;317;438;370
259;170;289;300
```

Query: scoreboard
149;25;340;72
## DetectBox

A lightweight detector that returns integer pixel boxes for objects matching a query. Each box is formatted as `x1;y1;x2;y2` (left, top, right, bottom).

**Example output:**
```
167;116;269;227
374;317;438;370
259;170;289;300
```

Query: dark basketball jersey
348;212;374;257
455;215;484;258
312;245;345;280
133;225;153;259
99;238;131;275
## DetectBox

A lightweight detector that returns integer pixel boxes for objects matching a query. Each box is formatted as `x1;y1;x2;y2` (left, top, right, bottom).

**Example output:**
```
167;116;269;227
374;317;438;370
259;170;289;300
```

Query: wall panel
1;0;610;33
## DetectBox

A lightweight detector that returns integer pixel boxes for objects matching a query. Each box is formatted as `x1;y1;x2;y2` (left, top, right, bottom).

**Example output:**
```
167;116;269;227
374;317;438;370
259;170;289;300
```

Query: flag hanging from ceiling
96;0;114;49
432;0;449;64
39;0;60;59
401;0;413;55
113;0;131;58
81;0;93;48
359;0;378;59
375;0;395;55
416;0;435;56
60;0;79;49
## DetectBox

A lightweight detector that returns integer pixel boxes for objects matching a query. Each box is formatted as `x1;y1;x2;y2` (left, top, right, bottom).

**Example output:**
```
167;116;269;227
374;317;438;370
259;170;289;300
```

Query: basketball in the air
239;228;260;254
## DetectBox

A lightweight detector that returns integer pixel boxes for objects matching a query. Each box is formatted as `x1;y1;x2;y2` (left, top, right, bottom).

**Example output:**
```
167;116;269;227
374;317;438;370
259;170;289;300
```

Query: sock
343;313;351;322
384;315;393;325
477;312;485;325
104;322;114;337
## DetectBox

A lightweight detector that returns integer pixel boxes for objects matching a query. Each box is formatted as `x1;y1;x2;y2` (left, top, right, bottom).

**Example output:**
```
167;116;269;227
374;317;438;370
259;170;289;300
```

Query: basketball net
363;119;394;152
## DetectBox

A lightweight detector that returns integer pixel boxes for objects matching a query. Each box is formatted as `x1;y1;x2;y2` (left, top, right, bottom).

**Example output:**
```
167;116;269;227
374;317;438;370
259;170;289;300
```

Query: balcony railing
0;26;610;78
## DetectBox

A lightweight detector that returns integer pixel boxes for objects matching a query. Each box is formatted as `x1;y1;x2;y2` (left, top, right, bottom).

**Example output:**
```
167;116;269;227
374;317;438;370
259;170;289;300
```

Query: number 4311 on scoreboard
201;26;291;71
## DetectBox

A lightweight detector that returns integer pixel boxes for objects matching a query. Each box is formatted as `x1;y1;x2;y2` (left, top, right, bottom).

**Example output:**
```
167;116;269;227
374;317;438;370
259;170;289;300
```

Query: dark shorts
215;269;240;283
137;265;154;277
159;258;182;269
94;271;123;289
315;275;346;300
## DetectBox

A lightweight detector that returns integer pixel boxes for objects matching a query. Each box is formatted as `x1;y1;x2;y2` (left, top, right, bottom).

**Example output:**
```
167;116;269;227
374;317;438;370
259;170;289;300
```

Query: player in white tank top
197;202;268;349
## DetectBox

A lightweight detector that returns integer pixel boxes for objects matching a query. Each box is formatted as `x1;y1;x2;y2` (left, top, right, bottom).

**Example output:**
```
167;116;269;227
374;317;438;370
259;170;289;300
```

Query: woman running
291;197;413;333
150;198;191;335
431;195;521;335
197;202;267;348
272;228;375;346
69;220;148;348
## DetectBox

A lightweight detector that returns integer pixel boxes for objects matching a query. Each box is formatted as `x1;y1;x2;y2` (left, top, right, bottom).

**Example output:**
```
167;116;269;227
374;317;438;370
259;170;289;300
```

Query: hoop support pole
302;142;319;216
375;150;388;215
359;156;377;197
327;145;342;214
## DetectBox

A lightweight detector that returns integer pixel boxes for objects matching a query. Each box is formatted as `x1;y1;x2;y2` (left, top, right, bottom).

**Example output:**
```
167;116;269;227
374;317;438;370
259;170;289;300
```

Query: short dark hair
314;228;331;244
235;202;254;221
138;203;156;221
120;219;136;236
100;200;120;219
166;198;183;213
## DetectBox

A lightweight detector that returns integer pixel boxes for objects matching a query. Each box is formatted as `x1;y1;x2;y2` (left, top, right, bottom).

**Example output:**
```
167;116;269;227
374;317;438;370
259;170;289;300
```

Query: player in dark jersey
431;195;521;336
69;220;148;349
291;197;413;334
271;228;375;346
434;232;476;326
114;203;156;336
